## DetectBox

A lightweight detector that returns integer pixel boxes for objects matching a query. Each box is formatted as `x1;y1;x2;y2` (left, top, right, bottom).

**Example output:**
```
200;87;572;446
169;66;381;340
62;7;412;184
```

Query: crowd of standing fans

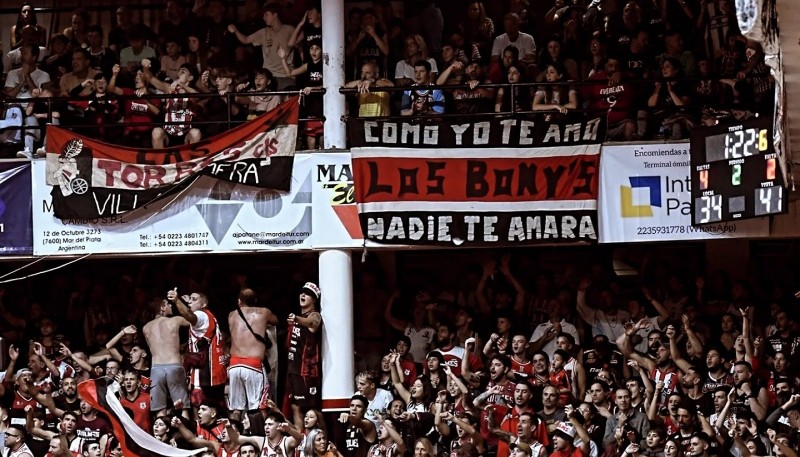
0;0;776;157
0;251;797;457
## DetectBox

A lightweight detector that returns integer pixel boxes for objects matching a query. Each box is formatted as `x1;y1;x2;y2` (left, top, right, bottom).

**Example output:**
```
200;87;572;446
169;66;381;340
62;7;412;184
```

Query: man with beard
766;308;800;358
474;355;516;452
540;386;566;434
74;401;111;444
669;402;699;453
118;369;151;432
677;366;714;417
700;346;734;394
766;353;792;407
435;323;482;377
492;382;550;457
729;361;768;420
583;335;627;387
619;321;682;408
602;388;648;447
53;377;80;417
491;411;548;457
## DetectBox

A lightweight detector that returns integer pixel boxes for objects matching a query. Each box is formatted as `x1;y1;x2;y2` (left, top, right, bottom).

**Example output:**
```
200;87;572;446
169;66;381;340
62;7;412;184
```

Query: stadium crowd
0;250;797;457
0;0;775;157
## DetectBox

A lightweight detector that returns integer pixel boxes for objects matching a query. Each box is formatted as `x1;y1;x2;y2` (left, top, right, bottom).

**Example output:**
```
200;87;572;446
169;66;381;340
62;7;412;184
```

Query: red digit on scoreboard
767;158;776;180
699;169;709;190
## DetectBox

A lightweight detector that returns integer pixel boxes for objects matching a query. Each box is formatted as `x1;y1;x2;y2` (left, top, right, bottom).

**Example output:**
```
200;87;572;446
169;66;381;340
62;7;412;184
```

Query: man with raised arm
227;288;278;422
142;299;190;417
286;282;322;429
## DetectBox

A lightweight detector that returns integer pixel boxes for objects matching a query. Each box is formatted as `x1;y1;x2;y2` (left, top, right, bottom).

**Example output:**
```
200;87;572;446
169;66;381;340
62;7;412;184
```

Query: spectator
108;6;157;54
160;39;188;82
395;34;438;87
10;3;47;50
279;41;324;149
86;25;117;79
41;33;70;82
400;60;445;116
5;25;48;74
657;31;697;78
63;7;90;49
235;68;283;119
107;64;161;147
647;58;693;140
119;28;157;73
538;36;579;82
437;61;494;114
1;42;50;157
228;4;295;90
59;49;100;98
459;2;495;66
186;34;212;75
157;0;193;53
581;57;637;141
142;61;202;148
581;35;608;81
24;81;61;158
287;3;323;63
347;8;390;81
343;62;394;117
532;63;578;120
490;14;536;68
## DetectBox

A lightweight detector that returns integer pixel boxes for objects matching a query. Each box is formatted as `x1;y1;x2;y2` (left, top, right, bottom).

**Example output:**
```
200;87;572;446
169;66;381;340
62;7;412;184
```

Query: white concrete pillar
322;0;347;150
319;249;354;412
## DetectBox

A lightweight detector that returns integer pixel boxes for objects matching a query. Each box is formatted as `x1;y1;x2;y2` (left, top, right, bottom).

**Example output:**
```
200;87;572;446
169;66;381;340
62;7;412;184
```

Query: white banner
598;143;769;243
32;153;386;255
33;156;316;255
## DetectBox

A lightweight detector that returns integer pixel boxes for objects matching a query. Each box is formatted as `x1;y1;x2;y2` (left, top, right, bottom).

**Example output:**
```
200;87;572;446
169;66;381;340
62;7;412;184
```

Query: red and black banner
44;97;299;220
352;146;601;246
348;115;605;148
78;377;203;457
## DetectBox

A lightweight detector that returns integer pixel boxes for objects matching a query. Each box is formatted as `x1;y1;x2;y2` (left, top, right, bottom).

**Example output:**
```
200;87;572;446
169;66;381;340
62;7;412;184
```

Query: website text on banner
598;143;769;243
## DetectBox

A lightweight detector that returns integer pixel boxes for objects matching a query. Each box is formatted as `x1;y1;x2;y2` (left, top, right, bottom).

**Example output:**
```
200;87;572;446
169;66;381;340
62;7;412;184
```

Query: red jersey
495;405;550;457
551;447;584;457
190;308;228;387
197;421;226;443
121;88;160;134
511;357;535;377
651;364;682;407
437;345;483;377
119;391;152;432
479;381;516;445
549;368;573;405
581;71;637;125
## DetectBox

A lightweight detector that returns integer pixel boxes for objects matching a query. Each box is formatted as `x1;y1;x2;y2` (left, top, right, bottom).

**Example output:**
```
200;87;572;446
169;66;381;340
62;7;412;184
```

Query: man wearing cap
286;282;322;427
228;288;278;422
551;422;584;457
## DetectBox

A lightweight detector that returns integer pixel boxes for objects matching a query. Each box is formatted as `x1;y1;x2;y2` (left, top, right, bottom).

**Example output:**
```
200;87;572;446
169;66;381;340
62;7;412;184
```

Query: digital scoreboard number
690;117;786;225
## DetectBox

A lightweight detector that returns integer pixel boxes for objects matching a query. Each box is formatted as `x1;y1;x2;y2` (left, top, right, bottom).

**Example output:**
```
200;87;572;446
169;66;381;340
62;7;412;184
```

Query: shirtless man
142;299;190;417
228;288;278;421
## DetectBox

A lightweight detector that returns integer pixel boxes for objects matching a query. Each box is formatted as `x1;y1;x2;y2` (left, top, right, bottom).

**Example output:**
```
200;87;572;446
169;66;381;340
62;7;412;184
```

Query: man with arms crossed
228;288;278;421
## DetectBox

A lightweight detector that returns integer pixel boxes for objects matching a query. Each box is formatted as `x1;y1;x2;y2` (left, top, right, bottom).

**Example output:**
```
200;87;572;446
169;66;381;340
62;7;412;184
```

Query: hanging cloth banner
44;97;299;220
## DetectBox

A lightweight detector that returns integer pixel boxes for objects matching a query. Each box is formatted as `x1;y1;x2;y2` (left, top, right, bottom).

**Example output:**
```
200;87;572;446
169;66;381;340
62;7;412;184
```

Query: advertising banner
32;155;315;255
0;162;33;255
598;143;769;243
43;97;298;220
352;147;601;246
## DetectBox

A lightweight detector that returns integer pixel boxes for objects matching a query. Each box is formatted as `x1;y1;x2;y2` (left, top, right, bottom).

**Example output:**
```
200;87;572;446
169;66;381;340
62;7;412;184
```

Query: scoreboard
690;116;786;225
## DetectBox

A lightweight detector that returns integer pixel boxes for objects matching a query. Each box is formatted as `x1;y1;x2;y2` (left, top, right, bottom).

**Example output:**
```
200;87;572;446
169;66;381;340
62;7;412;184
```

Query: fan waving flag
78;377;204;457
44;96;299;220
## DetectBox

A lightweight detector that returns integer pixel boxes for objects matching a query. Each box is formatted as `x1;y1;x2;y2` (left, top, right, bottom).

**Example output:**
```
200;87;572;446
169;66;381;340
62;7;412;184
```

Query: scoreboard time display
690;116;786;225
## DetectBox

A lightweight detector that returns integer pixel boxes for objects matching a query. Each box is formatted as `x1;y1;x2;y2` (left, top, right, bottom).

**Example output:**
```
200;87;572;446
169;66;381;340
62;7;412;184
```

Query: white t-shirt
529;320;580;358
491;32;537;59
395;58;438;81
191;309;210;339
404;325;435;363
4;67;50;100
364;388;393;424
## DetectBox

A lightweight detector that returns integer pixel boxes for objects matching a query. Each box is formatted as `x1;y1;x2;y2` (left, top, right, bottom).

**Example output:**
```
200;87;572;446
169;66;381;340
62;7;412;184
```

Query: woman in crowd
532;62;577;119
11;2;47;49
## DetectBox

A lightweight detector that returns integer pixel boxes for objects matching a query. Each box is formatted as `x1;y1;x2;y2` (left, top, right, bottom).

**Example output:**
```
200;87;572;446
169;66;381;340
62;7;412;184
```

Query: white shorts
227;357;269;411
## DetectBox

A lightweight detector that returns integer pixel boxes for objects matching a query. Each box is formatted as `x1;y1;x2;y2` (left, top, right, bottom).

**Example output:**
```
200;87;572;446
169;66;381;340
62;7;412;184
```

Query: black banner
348;115;605;148
363;211;598;246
